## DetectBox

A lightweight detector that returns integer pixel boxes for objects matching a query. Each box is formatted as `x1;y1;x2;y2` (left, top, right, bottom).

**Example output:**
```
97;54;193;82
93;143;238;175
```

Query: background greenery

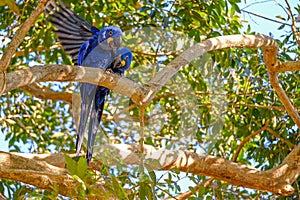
1;0;300;199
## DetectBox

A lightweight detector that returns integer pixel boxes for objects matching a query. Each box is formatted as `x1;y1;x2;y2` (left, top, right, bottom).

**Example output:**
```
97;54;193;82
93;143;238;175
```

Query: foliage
1;0;300;199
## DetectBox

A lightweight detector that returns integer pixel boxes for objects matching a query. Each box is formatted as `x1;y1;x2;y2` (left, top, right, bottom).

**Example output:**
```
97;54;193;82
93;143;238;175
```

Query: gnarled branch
2;143;300;196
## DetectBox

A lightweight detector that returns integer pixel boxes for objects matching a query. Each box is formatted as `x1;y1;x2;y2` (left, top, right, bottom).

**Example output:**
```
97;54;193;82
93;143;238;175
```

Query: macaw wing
86;86;110;163
80;44;114;69
75;82;98;155
76;45;113;160
45;0;99;64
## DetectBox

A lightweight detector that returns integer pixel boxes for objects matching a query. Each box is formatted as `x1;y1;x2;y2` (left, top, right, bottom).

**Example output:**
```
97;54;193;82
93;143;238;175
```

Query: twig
241;9;291;26
13;43;62;58
164;178;214;200
266;127;294;148
0;0;51;72
139;107;145;153
21;83;74;104
13;45;176;59
131;50;176;57
233;121;269;162
284;0;300;45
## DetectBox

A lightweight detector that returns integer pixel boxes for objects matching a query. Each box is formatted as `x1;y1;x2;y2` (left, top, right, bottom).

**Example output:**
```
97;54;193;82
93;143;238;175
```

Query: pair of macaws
46;1;132;163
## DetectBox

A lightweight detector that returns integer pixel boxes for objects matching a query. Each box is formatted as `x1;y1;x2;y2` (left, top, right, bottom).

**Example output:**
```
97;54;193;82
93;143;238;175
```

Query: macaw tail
76;83;97;156
86;87;109;163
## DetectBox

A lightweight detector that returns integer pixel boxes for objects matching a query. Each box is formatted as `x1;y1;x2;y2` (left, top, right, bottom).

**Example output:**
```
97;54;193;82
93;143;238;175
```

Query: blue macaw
46;1;131;163
84;47;132;162
76;26;123;163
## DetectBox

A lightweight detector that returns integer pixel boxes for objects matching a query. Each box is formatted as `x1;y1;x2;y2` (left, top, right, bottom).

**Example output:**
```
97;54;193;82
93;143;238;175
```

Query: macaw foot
105;68;113;74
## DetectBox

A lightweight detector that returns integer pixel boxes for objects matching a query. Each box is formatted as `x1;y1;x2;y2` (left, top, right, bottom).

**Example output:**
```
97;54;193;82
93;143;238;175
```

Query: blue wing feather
48;0;128;164
86;87;109;163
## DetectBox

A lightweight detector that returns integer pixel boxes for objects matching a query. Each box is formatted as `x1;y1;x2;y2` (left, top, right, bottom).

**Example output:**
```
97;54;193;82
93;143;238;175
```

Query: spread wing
45;0;99;64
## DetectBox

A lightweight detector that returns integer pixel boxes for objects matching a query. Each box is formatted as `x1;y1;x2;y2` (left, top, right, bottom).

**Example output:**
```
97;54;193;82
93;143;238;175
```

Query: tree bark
1;143;299;196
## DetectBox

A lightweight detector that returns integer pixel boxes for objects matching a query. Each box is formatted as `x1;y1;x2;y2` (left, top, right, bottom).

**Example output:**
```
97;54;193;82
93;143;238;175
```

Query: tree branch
3;34;300;130
13;43;62;58
284;0;300;46
143;34;278;106
266;127;295;149
0;0;51;73
241;9;291;26
21;83;74;104
277;60;300;72
2;64;145;105
263;47;300;130
2;142;300;196
233;122;269;162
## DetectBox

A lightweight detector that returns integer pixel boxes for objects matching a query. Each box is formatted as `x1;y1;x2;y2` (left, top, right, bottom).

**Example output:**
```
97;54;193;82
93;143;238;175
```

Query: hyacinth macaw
84;47;132;162
46;1;130;163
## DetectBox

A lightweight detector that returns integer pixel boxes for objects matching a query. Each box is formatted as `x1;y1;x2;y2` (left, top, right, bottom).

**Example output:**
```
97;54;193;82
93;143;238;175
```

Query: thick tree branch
2;143;300;196
3;34;300;130
277;60;300;72
0;0;50;73
143;34;278;106
263;47;300;130
21;83;73;104
2;64;145;104
0;152;75;197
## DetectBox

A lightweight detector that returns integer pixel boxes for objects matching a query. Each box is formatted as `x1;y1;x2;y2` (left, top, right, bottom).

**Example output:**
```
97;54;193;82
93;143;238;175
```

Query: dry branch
1;143;299;196
285;0;300;46
0;0;51;72
2;64;145;104
233;122;269;162
21;83;74;104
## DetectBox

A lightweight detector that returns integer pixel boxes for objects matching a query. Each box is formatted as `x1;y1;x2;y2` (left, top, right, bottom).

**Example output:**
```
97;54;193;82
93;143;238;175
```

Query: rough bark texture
1;143;299;196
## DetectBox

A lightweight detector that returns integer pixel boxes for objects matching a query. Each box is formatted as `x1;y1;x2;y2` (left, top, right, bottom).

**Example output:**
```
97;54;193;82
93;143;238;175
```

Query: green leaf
64;154;77;175
2;0;19;15
77;157;87;179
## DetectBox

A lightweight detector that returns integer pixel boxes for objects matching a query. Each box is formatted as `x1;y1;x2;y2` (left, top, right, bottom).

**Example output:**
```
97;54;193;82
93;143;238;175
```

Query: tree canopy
1;0;300;199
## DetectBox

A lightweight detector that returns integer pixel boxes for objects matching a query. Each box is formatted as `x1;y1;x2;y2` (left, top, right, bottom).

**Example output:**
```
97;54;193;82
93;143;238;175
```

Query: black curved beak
108;35;122;50
113;55;123;69
114;35;122;49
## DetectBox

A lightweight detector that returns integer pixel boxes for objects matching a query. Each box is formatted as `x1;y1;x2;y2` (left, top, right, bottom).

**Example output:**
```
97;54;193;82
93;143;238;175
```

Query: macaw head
112;47;132;74
98;26;122;50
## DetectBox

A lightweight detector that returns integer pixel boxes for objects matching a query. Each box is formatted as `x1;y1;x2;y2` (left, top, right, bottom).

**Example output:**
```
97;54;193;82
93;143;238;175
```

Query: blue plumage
46;1;132;163
76;26;123;163
82;47;132;163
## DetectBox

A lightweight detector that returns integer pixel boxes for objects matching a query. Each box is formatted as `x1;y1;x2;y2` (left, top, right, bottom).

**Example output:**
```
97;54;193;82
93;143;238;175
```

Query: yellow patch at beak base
121;60;126;66
107;37;114;44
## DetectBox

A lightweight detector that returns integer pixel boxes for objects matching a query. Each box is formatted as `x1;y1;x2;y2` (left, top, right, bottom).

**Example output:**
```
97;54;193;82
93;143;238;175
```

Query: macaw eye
125;55;129;59
108;30;113;36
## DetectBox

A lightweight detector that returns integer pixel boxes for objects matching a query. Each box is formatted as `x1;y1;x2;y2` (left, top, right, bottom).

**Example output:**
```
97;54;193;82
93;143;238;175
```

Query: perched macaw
46;1;131;163
85;47;132;162
76;26;123;163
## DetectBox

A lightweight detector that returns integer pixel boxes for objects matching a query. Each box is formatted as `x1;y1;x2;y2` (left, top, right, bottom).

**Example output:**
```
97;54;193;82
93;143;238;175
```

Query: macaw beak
107;35;122;50
113;54;126;68
107;37;114;46
121;60;126;67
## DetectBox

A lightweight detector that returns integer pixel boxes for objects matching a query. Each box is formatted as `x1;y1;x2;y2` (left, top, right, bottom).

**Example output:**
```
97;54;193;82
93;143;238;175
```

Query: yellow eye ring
125;55;129;59
109;31;113;36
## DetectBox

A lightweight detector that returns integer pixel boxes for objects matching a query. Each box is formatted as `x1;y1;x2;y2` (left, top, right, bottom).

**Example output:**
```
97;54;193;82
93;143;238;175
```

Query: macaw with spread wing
46;1;131;163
